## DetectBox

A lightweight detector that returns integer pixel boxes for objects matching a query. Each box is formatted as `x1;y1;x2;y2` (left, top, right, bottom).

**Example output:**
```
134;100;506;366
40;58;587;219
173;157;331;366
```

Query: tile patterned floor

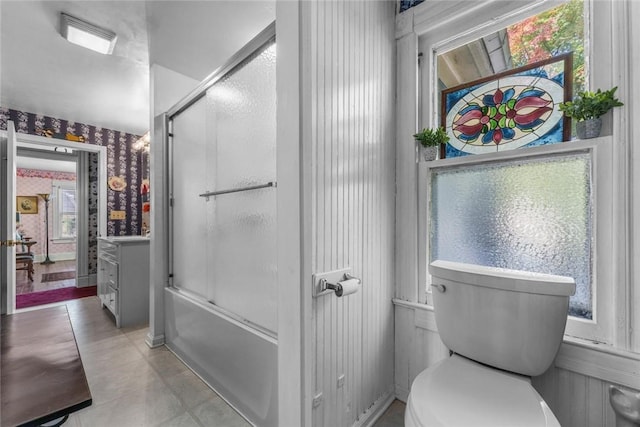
52;297;250;427
373;399;406;427
19;296;406;427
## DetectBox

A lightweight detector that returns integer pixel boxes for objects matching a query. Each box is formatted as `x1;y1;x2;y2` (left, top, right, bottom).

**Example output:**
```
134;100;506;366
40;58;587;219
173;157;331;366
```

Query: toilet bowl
405;260;576;427
405;354;560;427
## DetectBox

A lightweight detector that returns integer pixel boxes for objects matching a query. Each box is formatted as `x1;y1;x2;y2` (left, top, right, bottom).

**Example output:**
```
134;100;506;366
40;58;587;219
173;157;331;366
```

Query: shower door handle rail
199;181;277;200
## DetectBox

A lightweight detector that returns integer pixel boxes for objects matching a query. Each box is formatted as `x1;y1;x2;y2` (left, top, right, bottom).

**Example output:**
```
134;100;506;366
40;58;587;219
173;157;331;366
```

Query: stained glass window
441;54;572;158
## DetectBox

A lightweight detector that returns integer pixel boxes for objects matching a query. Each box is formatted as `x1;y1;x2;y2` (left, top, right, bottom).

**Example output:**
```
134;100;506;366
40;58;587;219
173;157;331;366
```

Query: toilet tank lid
430;260;576;296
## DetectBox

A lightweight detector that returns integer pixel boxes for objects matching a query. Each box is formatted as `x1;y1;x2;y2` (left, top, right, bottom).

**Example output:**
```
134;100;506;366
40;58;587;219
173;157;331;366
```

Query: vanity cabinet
97;236;150;328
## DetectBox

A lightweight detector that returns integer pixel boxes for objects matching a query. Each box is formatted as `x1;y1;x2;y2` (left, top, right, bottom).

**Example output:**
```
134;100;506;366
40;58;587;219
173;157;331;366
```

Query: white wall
300;2;397;426
148;64;199;347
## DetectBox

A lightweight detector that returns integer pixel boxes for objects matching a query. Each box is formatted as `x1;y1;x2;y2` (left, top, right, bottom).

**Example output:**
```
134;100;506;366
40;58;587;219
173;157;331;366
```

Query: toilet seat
405;354;560;427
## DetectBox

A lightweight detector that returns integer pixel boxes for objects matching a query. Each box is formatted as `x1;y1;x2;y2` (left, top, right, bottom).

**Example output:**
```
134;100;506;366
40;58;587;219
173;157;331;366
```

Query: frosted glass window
430;152;592;319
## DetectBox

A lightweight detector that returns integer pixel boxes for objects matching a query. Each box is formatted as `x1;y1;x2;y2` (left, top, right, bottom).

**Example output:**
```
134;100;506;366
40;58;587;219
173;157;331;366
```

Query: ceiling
1;1;275;137
17;156;77;173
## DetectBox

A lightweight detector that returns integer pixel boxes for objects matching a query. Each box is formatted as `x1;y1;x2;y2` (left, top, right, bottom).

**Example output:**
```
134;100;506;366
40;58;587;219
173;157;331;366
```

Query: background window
53;181;76;240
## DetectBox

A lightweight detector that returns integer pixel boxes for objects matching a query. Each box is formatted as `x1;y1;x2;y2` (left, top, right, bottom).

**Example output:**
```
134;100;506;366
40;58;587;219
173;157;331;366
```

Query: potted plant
559;87;624;139
413;127;449;161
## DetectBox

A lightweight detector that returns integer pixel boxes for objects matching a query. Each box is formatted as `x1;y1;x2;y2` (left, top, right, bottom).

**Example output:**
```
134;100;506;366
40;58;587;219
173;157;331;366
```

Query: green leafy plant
559;87;624;121
413;127;450;147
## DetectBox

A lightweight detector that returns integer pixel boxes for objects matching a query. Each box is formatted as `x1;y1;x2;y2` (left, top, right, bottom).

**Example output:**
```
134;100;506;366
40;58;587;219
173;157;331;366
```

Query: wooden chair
16;237;36;282
16;254;34;282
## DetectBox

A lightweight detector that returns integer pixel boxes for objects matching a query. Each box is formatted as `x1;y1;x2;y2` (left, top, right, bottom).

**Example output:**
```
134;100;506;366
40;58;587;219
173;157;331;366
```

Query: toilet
405;260;576;427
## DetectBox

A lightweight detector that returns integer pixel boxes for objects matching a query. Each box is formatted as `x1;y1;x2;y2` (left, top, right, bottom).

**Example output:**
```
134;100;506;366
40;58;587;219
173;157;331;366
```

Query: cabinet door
106;285;118;316
97;257;107;304
98;256;118;313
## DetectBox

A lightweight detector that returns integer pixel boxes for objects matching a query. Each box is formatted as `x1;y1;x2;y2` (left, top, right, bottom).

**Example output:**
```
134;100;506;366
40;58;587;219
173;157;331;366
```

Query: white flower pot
421;145;438;161
576;118;602;139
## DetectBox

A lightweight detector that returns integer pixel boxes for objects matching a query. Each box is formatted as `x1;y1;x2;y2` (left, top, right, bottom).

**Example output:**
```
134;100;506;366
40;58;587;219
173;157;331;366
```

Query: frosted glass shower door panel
171;97;211;299
209;190;277;331
206;43;277;333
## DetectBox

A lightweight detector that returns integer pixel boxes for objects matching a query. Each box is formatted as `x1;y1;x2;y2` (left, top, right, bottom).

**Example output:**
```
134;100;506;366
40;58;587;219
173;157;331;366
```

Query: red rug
16;286;97;309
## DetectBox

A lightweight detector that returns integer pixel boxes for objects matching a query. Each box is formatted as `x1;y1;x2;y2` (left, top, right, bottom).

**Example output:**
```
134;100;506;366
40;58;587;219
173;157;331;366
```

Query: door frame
1;122;17;314
1;128;107;313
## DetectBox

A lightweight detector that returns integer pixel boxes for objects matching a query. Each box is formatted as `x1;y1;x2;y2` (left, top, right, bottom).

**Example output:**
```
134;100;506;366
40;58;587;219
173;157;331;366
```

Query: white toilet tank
429;260;576;377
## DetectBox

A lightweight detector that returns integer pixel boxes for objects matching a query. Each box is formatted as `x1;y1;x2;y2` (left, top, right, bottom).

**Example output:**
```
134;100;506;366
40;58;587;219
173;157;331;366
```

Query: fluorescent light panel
60;13;117;55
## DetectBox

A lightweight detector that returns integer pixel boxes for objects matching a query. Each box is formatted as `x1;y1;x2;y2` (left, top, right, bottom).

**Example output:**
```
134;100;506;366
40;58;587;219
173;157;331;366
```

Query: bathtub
164;287;278;426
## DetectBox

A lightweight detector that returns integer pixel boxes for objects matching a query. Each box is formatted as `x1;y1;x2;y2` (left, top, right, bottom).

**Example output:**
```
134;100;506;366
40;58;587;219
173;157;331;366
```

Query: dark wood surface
1;306;92;427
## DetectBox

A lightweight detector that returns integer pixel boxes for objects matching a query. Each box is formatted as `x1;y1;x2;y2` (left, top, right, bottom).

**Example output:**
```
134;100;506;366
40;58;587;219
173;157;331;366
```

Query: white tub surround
164;288;277;426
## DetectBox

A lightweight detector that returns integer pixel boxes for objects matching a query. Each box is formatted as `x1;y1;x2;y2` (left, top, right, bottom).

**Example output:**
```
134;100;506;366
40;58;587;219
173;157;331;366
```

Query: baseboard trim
76;273;96;288
395;385;410;403
354;391;395;427
33;253;75;263
145;332;165;348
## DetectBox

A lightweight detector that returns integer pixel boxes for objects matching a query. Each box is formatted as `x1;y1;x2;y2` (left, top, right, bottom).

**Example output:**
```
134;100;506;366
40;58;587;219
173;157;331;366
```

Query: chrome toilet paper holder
313;268;361;298
320;274;360;297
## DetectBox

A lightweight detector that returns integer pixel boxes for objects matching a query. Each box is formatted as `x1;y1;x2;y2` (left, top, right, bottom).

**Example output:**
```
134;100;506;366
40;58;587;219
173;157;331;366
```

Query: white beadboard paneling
307;1;396;426
394;304;413;401
555;339;640;390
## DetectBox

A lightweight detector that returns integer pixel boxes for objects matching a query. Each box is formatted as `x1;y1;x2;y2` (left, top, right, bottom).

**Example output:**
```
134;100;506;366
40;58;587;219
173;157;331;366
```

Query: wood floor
16;259;77;295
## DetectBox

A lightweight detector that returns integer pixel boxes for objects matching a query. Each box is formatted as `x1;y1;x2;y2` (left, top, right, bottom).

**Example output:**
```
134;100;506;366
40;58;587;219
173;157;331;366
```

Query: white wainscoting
305;2;397;426
394;300;640;427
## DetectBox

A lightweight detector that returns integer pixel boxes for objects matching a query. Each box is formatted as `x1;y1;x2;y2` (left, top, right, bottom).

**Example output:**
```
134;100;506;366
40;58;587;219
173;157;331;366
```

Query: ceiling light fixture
60;12;117;55
133;131;151;153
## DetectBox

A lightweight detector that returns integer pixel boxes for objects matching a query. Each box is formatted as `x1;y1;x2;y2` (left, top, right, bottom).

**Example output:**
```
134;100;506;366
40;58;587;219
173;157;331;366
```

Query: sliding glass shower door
170;41;277;334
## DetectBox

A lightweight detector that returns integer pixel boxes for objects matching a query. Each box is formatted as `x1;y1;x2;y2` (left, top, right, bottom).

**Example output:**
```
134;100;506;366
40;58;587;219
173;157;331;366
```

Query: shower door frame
159;22;280;427
165;22;276;292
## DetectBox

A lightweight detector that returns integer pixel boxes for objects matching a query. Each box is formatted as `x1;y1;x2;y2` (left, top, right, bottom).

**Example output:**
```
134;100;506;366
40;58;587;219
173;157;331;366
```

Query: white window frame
52;179;76;242
418;138;613;343
408;0;631;348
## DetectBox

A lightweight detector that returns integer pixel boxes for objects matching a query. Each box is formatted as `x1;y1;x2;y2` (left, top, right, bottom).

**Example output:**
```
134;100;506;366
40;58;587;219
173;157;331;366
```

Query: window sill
52;238;76;244
556;336;640;389
392;298;640;389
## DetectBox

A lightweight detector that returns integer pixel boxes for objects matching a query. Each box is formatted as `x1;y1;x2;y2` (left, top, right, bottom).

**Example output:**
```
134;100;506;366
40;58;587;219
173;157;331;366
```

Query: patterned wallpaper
17;169;76;180
1;107;147;236
16;169;77;258
88;152;99;274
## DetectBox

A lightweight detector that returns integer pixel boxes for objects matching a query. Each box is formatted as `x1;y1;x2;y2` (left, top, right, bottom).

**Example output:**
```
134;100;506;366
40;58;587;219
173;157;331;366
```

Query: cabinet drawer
99;257;119;289
98;240;119;259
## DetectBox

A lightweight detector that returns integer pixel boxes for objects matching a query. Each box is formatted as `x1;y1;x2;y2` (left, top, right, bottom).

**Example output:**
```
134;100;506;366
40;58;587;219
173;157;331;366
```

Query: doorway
10;132;107;313
15;146;80;308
